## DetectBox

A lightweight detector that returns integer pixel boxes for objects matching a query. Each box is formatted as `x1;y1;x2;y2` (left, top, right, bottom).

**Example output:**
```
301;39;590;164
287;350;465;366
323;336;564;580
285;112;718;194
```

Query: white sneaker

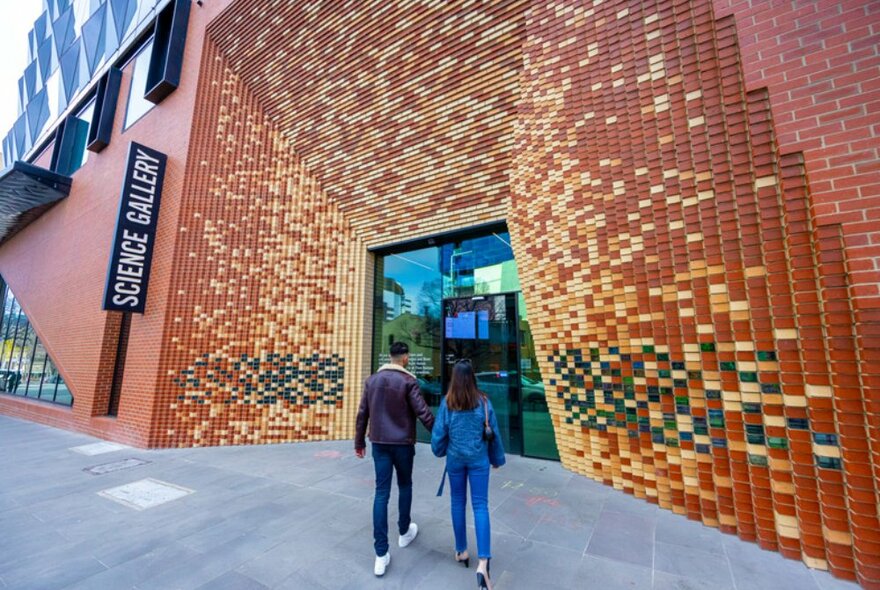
398;522;418;548
374;553;390;576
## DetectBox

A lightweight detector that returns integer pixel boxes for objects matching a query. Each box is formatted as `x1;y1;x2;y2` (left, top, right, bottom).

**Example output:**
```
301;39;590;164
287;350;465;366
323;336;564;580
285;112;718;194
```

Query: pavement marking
84;458;150;475
526;495;561;507
70;441;130;456
98;478;194;510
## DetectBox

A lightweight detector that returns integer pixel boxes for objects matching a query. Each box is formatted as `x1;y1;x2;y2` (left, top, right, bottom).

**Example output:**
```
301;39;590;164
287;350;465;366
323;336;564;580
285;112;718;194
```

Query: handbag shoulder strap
482;395;489;429
436;465;448;497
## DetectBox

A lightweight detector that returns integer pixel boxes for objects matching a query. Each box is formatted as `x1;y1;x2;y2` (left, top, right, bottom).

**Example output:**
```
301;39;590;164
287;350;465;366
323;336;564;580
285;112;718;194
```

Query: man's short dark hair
390;342;409;357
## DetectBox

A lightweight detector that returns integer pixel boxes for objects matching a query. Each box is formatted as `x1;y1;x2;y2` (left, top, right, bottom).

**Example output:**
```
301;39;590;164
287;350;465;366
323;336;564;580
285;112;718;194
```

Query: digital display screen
445;308;490;340
477;310;489;339
446;311;476;339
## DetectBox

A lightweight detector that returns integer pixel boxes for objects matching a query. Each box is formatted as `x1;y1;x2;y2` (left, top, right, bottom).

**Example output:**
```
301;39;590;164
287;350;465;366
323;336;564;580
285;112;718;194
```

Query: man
355;342;435;577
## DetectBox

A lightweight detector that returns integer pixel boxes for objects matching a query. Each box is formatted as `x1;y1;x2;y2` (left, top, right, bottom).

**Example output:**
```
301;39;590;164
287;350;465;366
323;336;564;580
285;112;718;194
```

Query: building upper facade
3;0;171;167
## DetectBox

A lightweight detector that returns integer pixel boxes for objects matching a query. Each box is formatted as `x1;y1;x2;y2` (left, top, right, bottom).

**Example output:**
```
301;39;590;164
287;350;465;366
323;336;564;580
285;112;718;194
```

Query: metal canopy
0;161;72;246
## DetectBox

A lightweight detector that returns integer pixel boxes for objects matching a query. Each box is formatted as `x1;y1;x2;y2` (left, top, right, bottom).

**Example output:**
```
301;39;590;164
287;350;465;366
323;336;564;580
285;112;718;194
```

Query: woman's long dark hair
446;360;483;411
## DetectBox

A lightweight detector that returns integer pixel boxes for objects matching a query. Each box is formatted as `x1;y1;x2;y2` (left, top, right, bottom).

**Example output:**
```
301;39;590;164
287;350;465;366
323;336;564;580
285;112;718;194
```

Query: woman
432;359;505;590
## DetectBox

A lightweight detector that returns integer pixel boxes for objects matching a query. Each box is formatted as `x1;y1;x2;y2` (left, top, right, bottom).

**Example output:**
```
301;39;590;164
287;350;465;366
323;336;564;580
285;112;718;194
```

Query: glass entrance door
372;225;558;459
518;291;560;460
442;294;522;455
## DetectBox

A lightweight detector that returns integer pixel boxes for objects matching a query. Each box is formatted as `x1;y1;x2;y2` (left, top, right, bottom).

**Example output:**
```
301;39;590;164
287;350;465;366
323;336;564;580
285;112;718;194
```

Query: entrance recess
371;224;558;460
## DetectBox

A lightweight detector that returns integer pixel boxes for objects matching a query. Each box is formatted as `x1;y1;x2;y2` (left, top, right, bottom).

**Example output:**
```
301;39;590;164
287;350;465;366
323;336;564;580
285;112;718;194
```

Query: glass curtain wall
0;279;72;406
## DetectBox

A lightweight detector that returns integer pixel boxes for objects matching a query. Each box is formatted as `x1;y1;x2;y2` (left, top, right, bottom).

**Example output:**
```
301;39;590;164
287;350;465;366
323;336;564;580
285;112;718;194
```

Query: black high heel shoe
476;558;492;590
455;550;470;568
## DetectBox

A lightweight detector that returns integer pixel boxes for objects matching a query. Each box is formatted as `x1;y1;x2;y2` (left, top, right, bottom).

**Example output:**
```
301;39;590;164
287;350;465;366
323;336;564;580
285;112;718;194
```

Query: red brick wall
0;103;129;438
712;0;880;300
206;0;528;246
149;37;366;446
0;0;227;445
144;0;530;446
710;2;880;583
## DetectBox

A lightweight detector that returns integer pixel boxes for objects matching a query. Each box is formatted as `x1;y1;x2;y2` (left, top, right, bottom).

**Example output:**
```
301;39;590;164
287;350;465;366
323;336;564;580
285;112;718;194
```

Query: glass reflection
0;290;15;371
0;280;72;406
124;39;155;129
2;302;24;376
442;232;520;298
9;322;35;396
28;349;48;399
373;248;442;441
373;228;557;458
74;98;95;168
42;358;62;402
54;377;72;405
519;292;559;459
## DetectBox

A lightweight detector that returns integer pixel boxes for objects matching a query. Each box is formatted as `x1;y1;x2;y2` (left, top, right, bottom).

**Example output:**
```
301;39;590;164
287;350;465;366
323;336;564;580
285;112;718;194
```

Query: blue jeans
372;443;415;556
448;460;491;559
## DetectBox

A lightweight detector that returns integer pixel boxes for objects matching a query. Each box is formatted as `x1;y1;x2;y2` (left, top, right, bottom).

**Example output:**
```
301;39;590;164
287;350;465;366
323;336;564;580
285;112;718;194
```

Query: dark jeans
372;443;415;556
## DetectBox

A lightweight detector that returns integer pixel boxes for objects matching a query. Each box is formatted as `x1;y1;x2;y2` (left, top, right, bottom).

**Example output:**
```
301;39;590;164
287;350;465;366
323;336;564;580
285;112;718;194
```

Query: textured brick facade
510;1;878;584
0;0;877;585
153;37;365;445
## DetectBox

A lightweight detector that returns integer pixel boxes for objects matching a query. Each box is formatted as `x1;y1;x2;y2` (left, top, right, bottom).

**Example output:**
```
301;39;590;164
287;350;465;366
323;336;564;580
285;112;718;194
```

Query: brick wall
149;37;366;446
206;0;528;247
0;0;877;584
510;0;878;585
137;0;533;448
711;2;879;293
707;2;880;583
0;0;225;446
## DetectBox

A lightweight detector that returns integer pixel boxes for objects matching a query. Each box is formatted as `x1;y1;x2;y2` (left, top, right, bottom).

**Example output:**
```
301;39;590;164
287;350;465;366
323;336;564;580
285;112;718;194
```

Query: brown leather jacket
355;364;434;449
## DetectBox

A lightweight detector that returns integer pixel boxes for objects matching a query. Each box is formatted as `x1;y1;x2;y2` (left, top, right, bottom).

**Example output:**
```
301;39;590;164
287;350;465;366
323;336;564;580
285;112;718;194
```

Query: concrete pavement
0;415;862;589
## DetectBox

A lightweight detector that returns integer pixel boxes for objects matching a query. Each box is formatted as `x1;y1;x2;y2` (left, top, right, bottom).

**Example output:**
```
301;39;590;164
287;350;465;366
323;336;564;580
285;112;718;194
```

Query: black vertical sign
102;142;167;313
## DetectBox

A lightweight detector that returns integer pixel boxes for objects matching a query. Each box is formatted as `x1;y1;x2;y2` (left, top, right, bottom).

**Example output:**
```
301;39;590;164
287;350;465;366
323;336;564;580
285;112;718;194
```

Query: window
373;247;443;377
73;99;95;168
0;280;72;406
442;232;520;298
124;40;155;129
49;97;95;177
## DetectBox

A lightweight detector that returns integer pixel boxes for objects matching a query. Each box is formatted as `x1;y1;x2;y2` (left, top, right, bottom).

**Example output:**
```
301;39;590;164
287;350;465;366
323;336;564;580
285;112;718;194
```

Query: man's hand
356;448;366;459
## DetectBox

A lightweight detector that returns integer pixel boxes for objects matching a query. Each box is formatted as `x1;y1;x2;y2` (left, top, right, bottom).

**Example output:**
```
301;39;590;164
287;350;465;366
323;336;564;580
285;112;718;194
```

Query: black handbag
481;396;494;442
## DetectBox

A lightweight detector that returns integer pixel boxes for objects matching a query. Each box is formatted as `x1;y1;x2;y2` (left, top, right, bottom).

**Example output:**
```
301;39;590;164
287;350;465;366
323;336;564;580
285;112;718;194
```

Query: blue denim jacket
431;396;506;468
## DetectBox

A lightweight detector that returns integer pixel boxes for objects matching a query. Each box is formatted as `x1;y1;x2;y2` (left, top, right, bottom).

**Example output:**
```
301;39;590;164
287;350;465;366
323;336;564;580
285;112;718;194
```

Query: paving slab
0;415;865;590
586;509;656;568
654;540;734;585
98;478;195;511
653;570;735;590
577;554;653;590
654;510;726;557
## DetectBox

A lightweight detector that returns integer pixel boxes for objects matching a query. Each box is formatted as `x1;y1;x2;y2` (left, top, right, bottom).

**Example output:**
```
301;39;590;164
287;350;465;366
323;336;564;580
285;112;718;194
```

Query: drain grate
84;458;150;475
98;478;194;511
